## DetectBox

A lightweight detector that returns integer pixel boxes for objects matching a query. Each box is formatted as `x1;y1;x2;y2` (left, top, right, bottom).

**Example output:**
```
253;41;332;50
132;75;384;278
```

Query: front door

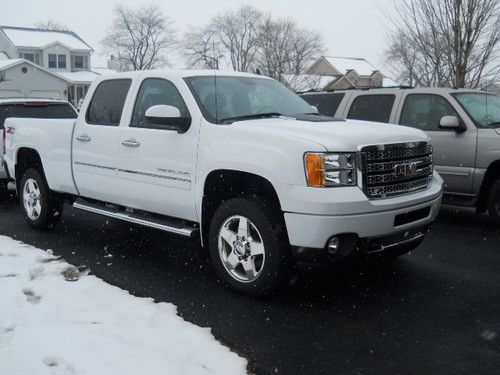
72;79;132;203
398;93;477;196
117;77;199;221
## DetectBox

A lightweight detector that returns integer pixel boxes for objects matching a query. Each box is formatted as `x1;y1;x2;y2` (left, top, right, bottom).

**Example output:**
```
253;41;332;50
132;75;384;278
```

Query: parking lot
0;198;499;374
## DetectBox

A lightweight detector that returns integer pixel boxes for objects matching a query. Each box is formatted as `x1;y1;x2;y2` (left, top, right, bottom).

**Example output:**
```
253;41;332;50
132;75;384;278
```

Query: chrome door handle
121;139;141;148
76;134;91;142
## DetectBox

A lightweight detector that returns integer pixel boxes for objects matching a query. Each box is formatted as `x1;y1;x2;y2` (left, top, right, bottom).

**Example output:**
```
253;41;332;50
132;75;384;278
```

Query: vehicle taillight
3;127;14;150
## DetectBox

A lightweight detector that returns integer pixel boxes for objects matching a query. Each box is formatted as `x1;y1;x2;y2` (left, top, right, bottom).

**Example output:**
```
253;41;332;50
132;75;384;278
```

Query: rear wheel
487;178;500;226
208;197;292;296
20;168;63;229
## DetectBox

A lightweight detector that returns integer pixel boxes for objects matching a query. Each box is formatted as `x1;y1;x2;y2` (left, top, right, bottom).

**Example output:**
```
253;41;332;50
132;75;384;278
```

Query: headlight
304;152;357;187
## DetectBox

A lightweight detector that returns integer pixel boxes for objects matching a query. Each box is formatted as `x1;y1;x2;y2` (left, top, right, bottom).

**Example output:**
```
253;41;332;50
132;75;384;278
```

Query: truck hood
234;117;430;151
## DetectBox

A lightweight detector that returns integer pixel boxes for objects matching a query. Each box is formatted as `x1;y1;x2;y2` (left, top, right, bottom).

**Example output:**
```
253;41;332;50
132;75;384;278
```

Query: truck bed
4;118;78;195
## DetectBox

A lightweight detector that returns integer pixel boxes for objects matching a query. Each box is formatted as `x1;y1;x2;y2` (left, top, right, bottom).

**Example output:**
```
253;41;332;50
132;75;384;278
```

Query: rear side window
86;79;132;126
347;94;395;123
301;93;345;117
0;103;77;129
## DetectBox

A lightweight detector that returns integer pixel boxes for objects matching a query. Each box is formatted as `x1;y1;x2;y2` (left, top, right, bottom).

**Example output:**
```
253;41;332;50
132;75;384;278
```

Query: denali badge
393;162;418;177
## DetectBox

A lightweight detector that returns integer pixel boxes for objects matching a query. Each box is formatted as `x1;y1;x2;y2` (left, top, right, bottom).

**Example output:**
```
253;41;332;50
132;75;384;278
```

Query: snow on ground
0;235;247;375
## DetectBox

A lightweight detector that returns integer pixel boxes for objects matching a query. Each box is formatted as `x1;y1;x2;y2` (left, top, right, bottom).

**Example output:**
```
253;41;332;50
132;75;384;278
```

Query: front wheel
487;178;500;226
20;168;63;229
208;197;292;296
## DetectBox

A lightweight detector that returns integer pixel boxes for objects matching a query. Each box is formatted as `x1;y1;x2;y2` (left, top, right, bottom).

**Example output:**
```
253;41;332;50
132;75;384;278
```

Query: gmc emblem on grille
393;162;418;177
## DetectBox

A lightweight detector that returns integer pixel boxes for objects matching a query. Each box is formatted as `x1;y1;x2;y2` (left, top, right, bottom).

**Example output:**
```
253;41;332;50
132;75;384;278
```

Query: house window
18;52;40;65
48;54;57;68
58;54;66;69
73;55;89;70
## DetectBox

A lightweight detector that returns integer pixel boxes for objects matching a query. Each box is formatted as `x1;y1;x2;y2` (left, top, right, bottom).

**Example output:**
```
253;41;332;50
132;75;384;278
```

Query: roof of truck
97;69;270;80
0;98;70;105
299;87;488;95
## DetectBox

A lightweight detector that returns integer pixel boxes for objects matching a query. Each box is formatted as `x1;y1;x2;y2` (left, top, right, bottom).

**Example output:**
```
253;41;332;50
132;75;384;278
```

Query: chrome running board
73;198;198;238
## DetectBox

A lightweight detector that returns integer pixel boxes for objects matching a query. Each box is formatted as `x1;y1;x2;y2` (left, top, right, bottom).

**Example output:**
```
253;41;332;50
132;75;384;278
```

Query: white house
0;26;111;105
283;56;398;92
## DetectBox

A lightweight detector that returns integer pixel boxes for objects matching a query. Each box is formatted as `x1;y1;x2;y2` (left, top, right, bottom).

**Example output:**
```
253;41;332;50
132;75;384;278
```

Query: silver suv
301;88;500;224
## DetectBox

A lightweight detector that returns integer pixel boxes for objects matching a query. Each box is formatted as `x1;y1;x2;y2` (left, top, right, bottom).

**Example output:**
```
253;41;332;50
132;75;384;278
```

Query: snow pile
0;236;247;375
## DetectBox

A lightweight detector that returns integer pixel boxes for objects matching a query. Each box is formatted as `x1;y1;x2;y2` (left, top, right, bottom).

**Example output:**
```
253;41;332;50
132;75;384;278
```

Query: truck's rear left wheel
208;197;292;296
20;168;63;229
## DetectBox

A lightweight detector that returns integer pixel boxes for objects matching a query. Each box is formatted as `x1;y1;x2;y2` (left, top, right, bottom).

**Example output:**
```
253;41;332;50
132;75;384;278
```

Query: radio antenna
212;39;218;124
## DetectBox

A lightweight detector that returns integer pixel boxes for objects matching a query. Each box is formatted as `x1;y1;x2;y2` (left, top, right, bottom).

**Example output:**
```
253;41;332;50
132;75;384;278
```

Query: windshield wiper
219;112;282;124
487;121;500;128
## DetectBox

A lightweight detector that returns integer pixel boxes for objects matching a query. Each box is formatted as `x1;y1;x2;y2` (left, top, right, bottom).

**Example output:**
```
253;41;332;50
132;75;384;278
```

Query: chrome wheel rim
218;215;266;283
23;178;42;220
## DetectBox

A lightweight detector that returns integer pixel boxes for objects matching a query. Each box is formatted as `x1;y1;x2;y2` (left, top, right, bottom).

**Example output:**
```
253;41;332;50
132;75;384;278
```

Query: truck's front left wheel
20;168;63;229
208;197;292;296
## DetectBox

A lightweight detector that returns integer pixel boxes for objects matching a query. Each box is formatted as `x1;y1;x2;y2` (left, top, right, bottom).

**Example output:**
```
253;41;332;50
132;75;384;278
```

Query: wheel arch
15;148;47;192
477;160;500;213
200;169;283;248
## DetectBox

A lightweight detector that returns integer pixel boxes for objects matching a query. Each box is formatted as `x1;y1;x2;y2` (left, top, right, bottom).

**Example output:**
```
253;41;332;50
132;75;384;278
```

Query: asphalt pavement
0;197;499;374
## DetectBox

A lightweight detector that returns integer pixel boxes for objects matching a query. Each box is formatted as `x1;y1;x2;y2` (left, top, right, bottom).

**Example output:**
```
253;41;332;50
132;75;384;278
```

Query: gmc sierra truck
3;70;443;295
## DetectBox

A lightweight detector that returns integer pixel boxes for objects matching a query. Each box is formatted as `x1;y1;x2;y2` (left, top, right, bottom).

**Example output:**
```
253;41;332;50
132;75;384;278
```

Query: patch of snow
0;235;247;375
324;56;378;76
2;27;91;51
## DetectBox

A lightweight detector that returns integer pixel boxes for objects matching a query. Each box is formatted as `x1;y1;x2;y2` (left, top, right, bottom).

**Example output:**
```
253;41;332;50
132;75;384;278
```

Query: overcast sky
2;0;395;70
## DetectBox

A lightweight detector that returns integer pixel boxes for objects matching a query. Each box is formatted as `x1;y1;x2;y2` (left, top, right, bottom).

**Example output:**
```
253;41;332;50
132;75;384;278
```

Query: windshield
452;92;500;128
0;103;77;129
184;75;314;124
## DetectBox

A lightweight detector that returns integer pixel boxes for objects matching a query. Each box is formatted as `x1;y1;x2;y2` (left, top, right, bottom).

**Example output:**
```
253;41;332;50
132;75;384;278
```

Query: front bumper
285;189;441;258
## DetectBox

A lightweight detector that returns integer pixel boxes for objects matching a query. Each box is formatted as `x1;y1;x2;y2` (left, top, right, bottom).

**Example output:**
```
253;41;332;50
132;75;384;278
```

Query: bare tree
34;20;72;32
386;0;500;88
256;17;323;82
183;26;224;69
102;4;177;71
212;6;263;71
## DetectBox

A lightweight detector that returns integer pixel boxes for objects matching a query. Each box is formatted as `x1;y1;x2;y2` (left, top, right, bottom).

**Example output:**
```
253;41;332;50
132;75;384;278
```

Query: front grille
361;141;433;199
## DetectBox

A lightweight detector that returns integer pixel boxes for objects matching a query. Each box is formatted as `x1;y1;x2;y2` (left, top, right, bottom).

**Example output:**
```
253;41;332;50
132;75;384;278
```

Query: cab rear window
0;102;77;129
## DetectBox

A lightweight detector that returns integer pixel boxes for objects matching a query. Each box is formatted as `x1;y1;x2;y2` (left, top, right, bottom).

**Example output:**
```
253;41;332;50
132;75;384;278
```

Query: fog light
327;237;340;255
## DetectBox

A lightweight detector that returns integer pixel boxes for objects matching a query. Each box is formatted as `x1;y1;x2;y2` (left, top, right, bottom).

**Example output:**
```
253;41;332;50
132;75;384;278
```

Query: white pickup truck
3;70;443;295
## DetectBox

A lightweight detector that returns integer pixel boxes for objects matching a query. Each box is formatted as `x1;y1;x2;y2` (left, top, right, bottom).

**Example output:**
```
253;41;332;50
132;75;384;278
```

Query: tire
208;197;292;296
20;168;63;229
487;178;500;226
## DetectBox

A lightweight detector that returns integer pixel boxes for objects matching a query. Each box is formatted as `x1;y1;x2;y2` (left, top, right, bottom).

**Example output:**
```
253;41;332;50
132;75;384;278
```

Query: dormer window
48;54;67;69
72;55;89;70
18;52;40;65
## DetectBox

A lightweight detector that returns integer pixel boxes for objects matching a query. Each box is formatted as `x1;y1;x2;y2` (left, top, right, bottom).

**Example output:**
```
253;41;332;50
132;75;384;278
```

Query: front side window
400;94;459;131
131;78;190;128
184;76;314;124
86;79;131;126
347;94;395;123
301;93;345;117
452;92;500;128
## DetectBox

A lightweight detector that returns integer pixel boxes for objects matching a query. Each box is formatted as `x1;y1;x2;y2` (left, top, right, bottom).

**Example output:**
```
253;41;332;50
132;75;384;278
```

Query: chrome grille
361;141;433;199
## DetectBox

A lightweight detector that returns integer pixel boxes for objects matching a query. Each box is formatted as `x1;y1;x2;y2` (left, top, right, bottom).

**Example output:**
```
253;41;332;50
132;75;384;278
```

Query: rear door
300;93;346;117
397;93;477;195
116;76;199;221
72;79;132;203
345;94;399;123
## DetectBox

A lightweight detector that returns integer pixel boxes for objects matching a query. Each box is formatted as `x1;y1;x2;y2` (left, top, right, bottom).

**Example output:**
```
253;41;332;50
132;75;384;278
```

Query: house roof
0;26;93;52
58;71;100;84
323;56;379;76
0;58;25;70
0;58;67;83
282;74;337;92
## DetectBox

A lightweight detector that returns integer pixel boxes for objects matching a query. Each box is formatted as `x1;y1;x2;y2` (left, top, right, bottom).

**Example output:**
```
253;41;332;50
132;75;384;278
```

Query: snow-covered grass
0;235;247;375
